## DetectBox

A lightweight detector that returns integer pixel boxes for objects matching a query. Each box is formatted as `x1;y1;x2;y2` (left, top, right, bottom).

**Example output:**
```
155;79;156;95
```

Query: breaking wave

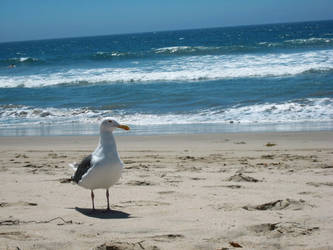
1;98;332;128
1;49;332;88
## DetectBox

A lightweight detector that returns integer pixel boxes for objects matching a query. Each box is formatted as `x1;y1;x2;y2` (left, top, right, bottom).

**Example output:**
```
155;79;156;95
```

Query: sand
0;131;333;250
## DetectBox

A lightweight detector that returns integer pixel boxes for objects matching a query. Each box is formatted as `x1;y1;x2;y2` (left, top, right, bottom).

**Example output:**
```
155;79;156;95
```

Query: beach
1;131;333;249
1;5;332;250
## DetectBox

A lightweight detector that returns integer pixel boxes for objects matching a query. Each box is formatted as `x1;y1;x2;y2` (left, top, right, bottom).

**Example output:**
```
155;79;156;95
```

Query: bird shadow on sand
74;207;131;219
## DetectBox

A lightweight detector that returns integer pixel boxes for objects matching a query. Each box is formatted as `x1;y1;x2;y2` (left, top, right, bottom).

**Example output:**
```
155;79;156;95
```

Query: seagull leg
91;190;95;211
106;189;110;211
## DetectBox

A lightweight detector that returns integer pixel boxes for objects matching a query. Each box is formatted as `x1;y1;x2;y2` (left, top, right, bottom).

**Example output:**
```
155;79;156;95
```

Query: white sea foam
258;37;333;47
0;105;99;124
95;51;128;57
121;98;333;125
16;57;39;63
1;98;332;128
285;37;333;44
0;49;332;88
154;46;193;53
154;46;217;54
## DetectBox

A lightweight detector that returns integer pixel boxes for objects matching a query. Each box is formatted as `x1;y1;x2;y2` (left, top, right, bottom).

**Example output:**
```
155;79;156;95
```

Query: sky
1;0;333;43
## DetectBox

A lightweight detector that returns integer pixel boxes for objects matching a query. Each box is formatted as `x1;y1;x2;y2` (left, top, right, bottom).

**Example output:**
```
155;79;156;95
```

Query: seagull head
100;118;130;132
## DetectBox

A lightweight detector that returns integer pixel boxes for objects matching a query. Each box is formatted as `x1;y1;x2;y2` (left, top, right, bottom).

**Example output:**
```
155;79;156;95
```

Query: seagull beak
117;124;130;131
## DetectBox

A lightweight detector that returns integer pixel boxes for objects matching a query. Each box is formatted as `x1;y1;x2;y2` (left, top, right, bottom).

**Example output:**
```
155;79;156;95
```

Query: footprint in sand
306;182;333;187
123;159;137;164
176;165;202;172
15;154;29;159
162;175;183;184
242;198;313;211
144;154;165;160
0;201;37;207
227;173;261;182
321;165;333;169
158;191;175;195
126;180;154;186
0;231;31;240
248;222;319;237
150;234;185;242
47;153;67;159
23;163;43;169
178;155;196;161
126;163;150;170
22;163;56;175
190;177;206;180
120;200;170;207
261;154;275;159
203;184;243;189
94;241;159;250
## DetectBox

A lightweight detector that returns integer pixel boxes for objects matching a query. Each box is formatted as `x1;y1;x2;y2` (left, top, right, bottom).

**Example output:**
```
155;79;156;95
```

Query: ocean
0;20;333;136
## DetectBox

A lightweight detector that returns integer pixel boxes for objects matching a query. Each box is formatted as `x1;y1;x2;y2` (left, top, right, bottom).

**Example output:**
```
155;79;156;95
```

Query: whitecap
1;49;333;88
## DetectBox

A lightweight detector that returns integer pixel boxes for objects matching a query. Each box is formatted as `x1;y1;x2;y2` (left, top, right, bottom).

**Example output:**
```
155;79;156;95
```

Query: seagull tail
67;163;78;185
68;162;77;171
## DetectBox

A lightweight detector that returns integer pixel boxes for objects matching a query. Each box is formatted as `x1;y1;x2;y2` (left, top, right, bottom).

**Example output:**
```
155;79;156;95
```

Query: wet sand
0;132;333;249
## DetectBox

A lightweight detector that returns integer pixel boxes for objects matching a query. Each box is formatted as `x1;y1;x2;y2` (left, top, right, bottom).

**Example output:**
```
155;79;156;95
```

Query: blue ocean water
0;20;333;136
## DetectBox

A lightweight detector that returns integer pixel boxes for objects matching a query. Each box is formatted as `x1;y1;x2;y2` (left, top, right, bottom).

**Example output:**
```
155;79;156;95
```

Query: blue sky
1;0;333;42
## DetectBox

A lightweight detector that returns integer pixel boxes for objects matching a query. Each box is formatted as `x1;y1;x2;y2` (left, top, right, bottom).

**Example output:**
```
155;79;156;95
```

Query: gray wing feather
72;154;93;183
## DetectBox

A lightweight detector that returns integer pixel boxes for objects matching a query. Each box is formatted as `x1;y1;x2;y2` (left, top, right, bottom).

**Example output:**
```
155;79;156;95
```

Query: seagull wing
72;154;93;184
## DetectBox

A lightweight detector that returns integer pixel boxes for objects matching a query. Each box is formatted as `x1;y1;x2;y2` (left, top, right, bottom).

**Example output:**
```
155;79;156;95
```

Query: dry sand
0;131;333;250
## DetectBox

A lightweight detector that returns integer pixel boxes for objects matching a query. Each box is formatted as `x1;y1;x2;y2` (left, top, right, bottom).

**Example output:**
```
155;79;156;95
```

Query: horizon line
1;18;332;44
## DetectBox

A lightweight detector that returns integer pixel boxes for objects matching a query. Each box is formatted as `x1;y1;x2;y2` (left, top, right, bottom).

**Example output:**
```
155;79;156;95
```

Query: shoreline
1;120;333;137
1;131;333;249
1;130;333;147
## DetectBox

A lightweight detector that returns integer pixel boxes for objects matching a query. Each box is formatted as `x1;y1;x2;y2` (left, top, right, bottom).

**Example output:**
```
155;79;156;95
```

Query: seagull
70;118;130;211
